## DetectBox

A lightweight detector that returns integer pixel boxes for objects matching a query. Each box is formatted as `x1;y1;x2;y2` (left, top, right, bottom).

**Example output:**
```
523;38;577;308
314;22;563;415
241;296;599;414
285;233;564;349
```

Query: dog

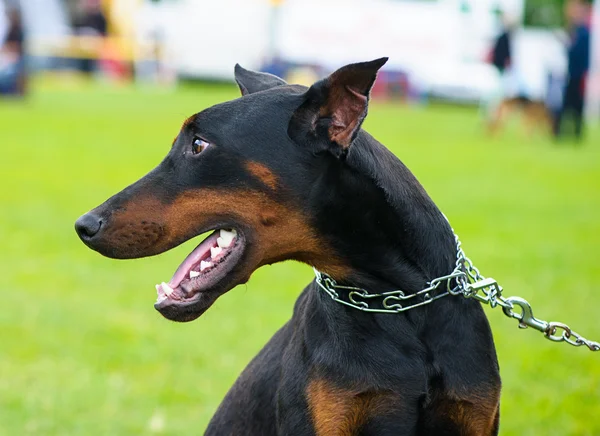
75;58;501;435
487;95;554;137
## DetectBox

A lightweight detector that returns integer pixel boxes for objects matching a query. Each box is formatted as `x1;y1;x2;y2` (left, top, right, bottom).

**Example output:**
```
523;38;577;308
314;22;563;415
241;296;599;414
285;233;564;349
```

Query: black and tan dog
488;95;554;137
75;58;501;435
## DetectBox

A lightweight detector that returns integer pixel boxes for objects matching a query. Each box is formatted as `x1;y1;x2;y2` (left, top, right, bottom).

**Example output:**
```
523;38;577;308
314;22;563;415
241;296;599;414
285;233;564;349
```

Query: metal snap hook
503;296;549;332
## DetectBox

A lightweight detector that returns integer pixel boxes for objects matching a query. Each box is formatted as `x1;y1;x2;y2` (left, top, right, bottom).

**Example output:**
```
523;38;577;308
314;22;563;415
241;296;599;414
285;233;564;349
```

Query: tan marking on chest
306;379;398;436
439;386;501;435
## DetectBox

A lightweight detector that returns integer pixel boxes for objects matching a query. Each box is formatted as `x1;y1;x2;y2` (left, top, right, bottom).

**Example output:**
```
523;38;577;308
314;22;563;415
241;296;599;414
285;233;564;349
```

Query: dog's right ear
234;64;287;96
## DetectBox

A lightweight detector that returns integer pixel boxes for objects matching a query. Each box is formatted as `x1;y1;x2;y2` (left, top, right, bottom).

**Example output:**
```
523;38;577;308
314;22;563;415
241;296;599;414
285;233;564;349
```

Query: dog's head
75;58;388;322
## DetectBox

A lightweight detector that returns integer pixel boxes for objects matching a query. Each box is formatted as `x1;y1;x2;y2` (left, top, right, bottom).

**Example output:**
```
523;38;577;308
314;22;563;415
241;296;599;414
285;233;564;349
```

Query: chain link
314;233;600;352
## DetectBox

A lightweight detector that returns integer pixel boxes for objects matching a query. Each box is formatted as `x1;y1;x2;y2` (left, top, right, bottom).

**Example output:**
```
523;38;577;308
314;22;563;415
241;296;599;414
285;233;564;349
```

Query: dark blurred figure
0;6;27;96
74;0;107;75
554;0;591;141
491;20;512;75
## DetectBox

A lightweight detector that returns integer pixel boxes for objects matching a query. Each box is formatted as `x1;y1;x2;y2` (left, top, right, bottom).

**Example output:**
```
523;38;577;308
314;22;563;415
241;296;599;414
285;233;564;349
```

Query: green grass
1;81;599;435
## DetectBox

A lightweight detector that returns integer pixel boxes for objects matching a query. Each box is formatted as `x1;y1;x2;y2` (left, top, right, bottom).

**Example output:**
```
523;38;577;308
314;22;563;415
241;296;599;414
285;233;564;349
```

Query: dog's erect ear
234;64;287;96
288;57;388;155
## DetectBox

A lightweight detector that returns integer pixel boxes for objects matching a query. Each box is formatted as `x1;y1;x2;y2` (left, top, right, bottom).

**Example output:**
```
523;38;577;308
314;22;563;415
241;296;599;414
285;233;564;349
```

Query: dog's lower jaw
155;264;254;322
154;291;216;322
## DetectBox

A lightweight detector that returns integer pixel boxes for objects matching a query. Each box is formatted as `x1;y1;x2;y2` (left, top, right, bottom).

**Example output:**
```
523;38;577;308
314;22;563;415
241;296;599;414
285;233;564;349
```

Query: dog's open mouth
154;228;244;307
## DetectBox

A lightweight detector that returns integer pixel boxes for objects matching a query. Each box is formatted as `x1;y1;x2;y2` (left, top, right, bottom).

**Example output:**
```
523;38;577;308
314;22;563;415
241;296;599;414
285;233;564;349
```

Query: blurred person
554;0;591;141
487;16;530;134
491;18;512;75
0;5;26;96
486;14;556;136
485;15;516;131
546;70;565;126
74;0;107;75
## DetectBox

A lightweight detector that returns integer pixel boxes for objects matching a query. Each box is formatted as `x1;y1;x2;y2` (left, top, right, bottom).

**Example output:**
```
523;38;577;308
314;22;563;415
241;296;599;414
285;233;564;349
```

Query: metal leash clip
502;297;549;331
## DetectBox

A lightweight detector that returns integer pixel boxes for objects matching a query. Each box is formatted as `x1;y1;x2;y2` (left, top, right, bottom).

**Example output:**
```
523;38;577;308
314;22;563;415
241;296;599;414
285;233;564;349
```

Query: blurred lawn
0;81;599;435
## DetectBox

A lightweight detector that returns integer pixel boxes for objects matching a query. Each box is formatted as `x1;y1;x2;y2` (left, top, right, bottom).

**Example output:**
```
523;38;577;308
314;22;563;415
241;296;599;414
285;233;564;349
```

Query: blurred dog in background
487;95;554;137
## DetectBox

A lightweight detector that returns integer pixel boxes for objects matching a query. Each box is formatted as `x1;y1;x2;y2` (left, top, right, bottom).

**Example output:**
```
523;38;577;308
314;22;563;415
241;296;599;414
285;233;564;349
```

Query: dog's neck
313;131;456;295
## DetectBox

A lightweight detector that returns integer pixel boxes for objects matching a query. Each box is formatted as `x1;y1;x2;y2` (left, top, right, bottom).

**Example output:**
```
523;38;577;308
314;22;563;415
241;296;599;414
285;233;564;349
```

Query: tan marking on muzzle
103;188;350;279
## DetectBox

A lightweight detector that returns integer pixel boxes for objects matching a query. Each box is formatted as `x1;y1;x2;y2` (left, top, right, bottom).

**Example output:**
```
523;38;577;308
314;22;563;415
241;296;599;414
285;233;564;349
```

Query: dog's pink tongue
168;231;219;288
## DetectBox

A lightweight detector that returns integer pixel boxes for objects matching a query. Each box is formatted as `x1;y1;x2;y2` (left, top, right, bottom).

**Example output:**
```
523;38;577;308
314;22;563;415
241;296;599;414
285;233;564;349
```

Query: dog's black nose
75;213;102;239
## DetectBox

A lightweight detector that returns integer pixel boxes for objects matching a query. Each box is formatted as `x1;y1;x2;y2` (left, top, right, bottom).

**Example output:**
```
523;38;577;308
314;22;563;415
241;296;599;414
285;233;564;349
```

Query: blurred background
1;0;599;434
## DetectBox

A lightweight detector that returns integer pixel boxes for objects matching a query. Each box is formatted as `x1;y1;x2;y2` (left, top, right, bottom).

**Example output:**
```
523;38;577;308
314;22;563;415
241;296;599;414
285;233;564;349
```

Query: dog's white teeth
218;229;236;247
161;282;174;296
189;270;200;278
216;237;228;248
200;260;212;271
156;294;167;303
155;284;168;303
211;246;223;258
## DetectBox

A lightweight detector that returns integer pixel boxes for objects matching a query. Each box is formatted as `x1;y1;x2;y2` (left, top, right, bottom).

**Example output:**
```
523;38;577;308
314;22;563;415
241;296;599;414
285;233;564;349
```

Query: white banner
164;0;271;79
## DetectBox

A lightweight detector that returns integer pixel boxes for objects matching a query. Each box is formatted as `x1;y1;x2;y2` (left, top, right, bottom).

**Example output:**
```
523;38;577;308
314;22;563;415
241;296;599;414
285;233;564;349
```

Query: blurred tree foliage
524;0;593;28
524;0;566;27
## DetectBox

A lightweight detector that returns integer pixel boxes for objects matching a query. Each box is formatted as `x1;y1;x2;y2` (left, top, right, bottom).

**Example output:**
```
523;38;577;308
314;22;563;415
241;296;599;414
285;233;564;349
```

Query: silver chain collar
314;233;600;352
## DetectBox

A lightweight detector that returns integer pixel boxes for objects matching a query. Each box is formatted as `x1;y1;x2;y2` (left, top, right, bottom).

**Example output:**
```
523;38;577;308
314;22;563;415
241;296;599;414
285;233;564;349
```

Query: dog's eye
192;137;210;154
